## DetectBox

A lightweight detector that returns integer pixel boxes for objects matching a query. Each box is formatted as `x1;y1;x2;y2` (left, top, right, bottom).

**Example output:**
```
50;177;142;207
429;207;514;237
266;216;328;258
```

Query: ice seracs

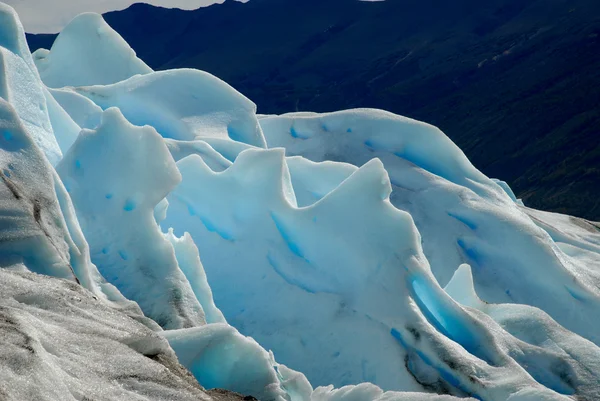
32;12;152;88
165;230;226;325
0;3;600;400
56;108;208;329
445;264;600;399
164;324;290;401
0;97;76;281
42;87;81;152
74;69;267;147
46;87;103;130
259;109;493;195
0;4;62;164
258;110;600;346
162;143;600;399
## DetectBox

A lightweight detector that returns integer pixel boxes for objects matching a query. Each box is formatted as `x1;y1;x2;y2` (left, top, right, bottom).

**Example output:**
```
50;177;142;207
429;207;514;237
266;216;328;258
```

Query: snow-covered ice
0;269;215;401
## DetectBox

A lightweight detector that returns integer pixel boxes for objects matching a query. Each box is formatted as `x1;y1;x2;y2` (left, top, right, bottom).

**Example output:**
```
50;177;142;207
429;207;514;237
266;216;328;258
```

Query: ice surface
47;86;103;130
162;146;596;399
285;156;357;207
520;206;600;301
491;178;520;203
0;96;146;319
0;269;214;401
0;4;62;165
165;138;235;171
445;264;600;399
523;206;600;256
164;324;289;401
260;109;492;195
312;386;475;401
57;107;207;329
163;149;429;390
259;110;600;346
0;97;77;280
74;69;267;147
0;6;598;401
165;229;226;325
33;12;152;88
42;86;80;153
165;325;476;401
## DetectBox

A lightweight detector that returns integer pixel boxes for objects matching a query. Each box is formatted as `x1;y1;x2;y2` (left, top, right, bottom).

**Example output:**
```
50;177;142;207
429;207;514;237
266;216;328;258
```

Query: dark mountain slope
27;0;600;220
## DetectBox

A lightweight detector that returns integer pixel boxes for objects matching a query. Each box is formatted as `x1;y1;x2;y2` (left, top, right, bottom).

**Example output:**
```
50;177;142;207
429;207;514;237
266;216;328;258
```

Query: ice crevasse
0;2;600;401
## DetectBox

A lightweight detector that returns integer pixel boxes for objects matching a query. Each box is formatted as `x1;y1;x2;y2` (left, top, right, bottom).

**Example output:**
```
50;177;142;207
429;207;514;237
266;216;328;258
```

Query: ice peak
0;3;28;57
35;12;152;88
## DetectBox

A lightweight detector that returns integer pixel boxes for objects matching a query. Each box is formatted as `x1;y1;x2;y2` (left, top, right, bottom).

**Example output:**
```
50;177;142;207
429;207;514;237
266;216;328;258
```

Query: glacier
32;12;152;88
0;2;600;401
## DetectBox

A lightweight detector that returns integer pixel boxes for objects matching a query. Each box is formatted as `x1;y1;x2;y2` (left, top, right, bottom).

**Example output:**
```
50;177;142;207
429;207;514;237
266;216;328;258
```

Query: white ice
0;4;62;164
74;69;267;147
32;12;152;88
56;107;209;329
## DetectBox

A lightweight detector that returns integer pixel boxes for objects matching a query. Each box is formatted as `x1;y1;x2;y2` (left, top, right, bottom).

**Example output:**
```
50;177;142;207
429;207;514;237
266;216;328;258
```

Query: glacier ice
164;324;479;401
165;230;226;325
42;86;80;152
46;87;103;130
0;93;149;323
259;109;492;195
0;4;599;401
164;324;290;401
491;178;522;204
56;107;208;329
285;156;357;207
258;110;600;345
444;264;600;398
74;69;267;147
0;4;62;164
0;269;216;401
0;97;78;281
32;12;152;88
162;145;600;399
